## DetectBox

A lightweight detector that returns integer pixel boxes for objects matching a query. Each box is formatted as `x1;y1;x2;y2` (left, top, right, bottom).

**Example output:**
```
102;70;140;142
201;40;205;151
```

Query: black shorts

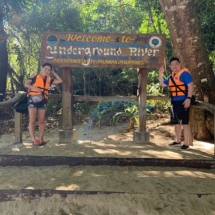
170;100;189;125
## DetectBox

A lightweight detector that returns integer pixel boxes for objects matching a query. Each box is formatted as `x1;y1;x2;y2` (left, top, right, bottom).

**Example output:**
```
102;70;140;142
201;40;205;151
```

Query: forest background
0;0;215;140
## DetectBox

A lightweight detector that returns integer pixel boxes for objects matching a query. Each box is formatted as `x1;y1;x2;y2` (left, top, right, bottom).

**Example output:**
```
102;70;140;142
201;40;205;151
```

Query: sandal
32;139;42;146
39;139;46;145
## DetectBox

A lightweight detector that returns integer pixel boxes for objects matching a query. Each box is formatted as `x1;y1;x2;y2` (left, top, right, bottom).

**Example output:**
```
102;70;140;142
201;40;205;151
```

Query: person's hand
34;87;43;92
159;65;165;75
183;99;191;108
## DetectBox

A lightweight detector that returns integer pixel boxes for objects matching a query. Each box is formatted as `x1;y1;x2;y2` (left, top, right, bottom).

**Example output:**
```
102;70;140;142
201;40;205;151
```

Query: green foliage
0;0;38;17
89;102;108;126
76;0;145;33
7;0;83;87
147;70;168;96
194;0;215;66
89;101;126;126
147;82;161;95
209;51;215;68
46;99;62;116
74;102;89;114
73;67;137;96
146;70;170;113
111;102;138;125
90;104;103;127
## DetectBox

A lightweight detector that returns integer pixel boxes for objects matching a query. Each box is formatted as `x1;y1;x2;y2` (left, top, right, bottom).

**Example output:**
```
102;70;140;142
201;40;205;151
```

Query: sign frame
40;32;166;68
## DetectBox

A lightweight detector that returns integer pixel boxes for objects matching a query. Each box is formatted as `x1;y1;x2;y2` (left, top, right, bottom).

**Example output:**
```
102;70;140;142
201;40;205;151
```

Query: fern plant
111;104;139;125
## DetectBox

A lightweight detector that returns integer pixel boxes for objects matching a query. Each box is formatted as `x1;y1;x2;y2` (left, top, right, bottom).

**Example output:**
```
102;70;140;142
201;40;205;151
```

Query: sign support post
133;68;149;143
59;67;76;143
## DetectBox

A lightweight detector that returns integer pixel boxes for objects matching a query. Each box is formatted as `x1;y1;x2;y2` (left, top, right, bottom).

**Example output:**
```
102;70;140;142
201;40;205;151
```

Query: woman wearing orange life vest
158;57;194;151
25;63;63;146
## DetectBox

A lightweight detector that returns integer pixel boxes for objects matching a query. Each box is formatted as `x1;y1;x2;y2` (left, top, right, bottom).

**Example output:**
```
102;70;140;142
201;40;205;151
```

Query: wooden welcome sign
40;32;166;68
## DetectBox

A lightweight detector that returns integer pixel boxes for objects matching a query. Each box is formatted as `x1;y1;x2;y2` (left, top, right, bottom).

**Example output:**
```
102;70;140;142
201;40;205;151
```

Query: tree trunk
159;0;215;139
0;11;8;102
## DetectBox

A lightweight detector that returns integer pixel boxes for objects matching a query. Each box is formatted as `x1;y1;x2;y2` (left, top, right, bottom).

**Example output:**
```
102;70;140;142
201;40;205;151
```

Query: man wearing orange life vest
158;57;194;150
25;63;63;146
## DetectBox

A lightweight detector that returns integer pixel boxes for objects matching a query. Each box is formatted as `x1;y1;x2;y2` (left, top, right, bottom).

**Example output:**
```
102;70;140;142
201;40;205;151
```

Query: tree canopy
0;0;214;97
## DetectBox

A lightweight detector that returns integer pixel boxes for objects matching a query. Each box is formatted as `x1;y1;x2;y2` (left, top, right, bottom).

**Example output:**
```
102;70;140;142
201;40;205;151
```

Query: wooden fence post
14;111;22;143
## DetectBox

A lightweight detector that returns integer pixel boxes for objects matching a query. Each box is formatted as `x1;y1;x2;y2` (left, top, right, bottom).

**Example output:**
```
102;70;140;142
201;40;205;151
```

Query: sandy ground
0;192;214;215
0;121;214;159
0;121;215;214
0;165;215;214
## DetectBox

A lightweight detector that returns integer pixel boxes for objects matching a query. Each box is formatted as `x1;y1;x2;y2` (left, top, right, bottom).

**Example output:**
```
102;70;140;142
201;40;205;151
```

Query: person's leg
169;101;182;146
182;124;190;146
28;107;38;141
175;124;182;143
38;108;46;142
179;105;190;150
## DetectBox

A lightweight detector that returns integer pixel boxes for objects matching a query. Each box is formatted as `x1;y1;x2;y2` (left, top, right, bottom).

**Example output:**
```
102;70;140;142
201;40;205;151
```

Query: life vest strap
28;75;49;98
169;76;187;96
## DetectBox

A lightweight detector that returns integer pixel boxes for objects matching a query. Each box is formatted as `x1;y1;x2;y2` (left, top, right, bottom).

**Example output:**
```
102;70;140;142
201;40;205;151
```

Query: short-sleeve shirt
164;71;193;101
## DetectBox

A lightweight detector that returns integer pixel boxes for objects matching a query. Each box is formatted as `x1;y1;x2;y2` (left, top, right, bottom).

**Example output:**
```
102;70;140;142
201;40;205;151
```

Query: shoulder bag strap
170;76;187;95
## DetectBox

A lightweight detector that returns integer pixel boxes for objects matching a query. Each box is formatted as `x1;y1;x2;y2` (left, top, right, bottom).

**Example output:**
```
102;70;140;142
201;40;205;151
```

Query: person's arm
24;73;43;92
158;65;167;87
187;82;194;98
51;69;63;84
183;81;194;108
182;72;194;108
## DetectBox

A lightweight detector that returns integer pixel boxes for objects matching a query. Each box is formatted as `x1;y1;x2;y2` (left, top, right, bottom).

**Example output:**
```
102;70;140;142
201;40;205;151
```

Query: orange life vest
168;68;190;97
27;74;51;99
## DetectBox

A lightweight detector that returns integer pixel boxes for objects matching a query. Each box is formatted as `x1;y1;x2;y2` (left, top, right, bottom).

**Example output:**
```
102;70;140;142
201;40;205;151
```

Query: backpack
14;74;39;114
14;94;28;114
